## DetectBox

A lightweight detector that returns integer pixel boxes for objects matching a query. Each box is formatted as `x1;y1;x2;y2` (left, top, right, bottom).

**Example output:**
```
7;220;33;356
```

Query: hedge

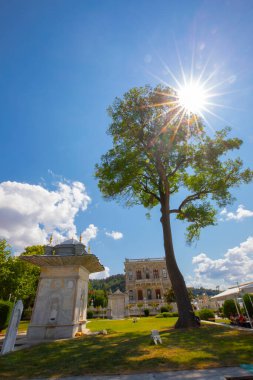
0;300;13;331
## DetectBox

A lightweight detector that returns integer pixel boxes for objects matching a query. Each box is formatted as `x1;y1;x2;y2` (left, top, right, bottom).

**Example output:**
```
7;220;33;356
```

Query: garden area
0;316;253;379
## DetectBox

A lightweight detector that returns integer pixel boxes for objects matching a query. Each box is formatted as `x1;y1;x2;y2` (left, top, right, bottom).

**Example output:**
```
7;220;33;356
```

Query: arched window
147;289;152;300
136;270;142;280
153;269;159;279
155;289;161;299
146;269;150;279
138;289;143;300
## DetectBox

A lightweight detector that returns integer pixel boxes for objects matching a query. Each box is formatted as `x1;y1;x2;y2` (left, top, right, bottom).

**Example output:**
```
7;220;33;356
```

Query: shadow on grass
0;325;253;379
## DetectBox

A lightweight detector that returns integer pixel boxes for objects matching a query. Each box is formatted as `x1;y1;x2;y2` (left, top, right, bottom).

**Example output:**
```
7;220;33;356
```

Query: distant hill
90;274;218;296
191;287;219;297
90;274;125;293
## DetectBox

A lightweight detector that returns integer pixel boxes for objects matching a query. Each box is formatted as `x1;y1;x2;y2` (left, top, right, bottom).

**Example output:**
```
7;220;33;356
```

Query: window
136;270;142;280
155;289;161;299
153;269;159;279
129;290;134;301
162;269;167;278
147;289;152;300
138;289;143;300
145;269;150;279
128;271;133;280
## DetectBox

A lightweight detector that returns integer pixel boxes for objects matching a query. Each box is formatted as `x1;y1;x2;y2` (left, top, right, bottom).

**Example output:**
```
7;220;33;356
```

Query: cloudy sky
1;0;253;287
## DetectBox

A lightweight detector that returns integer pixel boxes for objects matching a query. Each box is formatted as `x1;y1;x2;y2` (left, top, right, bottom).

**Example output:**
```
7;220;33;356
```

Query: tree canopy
96;85;252;243
0;240;42;308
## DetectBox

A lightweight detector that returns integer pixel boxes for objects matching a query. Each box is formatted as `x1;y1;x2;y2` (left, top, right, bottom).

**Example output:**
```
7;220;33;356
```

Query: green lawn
1;321;29;335
0;317;252;379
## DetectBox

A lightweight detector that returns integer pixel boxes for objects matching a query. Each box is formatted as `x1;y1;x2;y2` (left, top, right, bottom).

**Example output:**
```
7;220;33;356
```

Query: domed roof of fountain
59;238;81;246
55;239;85;256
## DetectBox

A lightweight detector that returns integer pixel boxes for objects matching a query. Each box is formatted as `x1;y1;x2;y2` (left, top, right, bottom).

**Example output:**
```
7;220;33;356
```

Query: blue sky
1;0;253;288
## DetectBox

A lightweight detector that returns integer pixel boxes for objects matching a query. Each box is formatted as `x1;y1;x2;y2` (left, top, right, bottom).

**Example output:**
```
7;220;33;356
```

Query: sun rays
145;50;238;143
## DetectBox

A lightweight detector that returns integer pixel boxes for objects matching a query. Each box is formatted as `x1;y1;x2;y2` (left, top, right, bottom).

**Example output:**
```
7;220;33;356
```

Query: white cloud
82;224;98;245
90;266;110;280
220;205;253;221
105;231;123;240
0;180;97;252
190;236;253;288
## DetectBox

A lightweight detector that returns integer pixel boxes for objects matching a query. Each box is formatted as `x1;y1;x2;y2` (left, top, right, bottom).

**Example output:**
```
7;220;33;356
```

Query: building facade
125;258;171;305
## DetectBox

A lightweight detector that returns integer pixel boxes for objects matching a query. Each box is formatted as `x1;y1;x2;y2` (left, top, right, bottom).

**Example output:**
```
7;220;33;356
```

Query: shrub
223;299;239;318
0;300;13;331
144;308;149;317
156;312;170;318
160;306;169;313
171;312;179;317
198;308;215;321
87;310;93;319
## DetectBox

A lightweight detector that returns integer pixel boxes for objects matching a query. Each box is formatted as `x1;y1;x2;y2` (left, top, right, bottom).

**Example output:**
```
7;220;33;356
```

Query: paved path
32;367;252;380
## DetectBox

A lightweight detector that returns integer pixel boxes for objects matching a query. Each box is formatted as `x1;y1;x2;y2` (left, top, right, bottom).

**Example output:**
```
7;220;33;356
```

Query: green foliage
144;309;149;317
95;85;252;243
164;287;193;303
198;308;215;321
243;294;253;317
156;312;178;318
156;312;171;318
160;306;169;313
223;299;239;318
90;274;125;293
21;245;44;256
0;300;13;331
217;306;224;317
0;240;42;308
89;289;108;307
22;307;33;321
87;311;93;319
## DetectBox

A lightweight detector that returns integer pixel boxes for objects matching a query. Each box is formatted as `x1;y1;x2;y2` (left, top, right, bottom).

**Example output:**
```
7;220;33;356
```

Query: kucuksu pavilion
21;239;172;340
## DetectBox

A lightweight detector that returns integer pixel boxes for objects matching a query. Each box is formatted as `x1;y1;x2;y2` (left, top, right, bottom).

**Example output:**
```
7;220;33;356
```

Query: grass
1;321;29;335
0;317;252;379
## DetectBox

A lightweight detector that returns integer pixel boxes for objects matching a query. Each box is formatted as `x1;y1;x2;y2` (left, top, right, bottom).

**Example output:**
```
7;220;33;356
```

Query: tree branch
139;181;161;202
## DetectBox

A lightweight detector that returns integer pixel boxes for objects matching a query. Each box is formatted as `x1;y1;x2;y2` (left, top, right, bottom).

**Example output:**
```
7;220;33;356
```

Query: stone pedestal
21;240;104;340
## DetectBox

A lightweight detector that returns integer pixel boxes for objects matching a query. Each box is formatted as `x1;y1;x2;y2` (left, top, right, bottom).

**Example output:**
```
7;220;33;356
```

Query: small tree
243;294;253;317
95;85;253;328
223;299;239;318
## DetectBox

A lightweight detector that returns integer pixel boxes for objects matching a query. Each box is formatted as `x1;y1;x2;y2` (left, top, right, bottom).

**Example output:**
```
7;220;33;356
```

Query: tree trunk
160;199;199;328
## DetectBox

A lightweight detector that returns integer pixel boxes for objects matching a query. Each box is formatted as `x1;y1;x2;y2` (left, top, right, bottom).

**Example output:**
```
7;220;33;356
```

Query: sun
177;81;208;116
148;55;234;136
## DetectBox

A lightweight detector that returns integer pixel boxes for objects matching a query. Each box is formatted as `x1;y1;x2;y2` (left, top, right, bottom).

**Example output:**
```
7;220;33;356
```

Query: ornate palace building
124;258;171;304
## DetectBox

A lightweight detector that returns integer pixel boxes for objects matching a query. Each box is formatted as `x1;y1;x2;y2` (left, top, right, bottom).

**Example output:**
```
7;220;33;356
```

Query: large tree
95;85;253;328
